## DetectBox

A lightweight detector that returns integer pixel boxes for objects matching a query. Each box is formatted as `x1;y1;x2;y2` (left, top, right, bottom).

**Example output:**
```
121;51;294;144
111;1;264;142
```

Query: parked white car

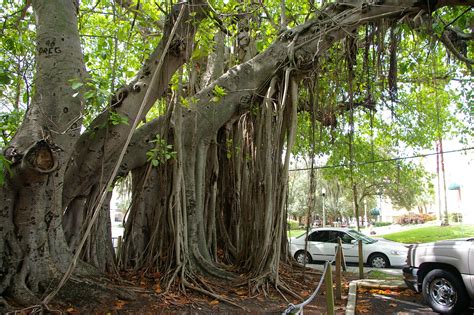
289;227;408;268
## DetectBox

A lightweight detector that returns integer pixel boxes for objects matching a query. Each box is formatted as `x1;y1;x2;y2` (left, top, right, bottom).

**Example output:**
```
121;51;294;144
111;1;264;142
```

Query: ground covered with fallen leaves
356;287;435;314
43;266;354;314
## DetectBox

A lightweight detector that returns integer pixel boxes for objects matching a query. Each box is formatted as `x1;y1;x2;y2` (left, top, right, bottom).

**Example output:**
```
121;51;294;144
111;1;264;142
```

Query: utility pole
322;188;326;227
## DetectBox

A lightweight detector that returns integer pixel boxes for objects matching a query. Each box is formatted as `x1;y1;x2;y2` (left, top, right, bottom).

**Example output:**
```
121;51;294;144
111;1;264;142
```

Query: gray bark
0;0;87;303
61;1;206;270
62;0;206;208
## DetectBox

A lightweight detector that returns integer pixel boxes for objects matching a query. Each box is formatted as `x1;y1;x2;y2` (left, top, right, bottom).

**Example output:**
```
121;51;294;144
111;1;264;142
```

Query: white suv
403;238;474;314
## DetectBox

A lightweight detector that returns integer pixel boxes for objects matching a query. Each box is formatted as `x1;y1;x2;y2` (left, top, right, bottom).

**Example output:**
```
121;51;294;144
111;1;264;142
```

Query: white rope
283;248;339;314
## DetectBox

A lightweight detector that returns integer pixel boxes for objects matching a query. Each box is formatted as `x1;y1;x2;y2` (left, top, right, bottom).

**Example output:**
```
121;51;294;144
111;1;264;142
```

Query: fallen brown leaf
154;283;162;294
114;300;127;309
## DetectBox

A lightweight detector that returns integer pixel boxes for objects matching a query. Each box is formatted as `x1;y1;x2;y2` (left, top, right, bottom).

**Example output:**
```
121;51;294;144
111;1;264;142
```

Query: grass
288;229;306;237
367;270;402;281
383;224;474;244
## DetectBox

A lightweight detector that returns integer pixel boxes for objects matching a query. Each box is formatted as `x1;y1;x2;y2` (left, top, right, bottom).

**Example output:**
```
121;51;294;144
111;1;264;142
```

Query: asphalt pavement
307;261;403;275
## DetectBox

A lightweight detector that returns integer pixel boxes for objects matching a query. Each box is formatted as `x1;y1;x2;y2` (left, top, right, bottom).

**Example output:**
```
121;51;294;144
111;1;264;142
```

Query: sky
422;139;474;223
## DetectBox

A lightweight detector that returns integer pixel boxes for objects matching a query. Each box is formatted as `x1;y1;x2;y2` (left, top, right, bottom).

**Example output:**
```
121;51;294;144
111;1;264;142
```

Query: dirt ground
3;266;356;314
356;287;474;315
356;287;436;314
14;266;462;314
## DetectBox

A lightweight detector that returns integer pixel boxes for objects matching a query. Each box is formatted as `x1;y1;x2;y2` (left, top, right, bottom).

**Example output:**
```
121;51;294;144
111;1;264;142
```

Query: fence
283;239;363;315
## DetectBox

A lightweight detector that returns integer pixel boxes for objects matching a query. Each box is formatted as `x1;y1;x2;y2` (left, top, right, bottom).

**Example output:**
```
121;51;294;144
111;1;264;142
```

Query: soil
2;265;356;314
357;286;451;315
357;287;474;315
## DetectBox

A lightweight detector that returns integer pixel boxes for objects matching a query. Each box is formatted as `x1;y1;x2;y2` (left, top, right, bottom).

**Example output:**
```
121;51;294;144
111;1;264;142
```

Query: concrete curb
346;281;357;315
345;280;407;315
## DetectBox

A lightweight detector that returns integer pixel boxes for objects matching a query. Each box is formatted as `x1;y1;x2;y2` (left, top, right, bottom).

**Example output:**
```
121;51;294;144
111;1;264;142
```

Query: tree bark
1;0;87;303
61;1;206;270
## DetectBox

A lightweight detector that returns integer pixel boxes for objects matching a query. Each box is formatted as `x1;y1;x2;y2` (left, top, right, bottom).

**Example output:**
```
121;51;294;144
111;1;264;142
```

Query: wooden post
325;262;335;315
335;240;342;300
117;236;123;258
358;240;364;279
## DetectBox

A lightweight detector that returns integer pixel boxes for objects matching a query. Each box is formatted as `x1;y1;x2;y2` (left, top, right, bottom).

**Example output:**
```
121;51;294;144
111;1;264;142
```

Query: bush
450;212;463;223
287;220;300;230
374;222;392;227
395;213;436;225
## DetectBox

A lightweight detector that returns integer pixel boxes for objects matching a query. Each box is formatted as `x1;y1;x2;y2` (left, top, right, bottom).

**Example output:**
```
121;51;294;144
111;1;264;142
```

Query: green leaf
71;81;84;90
0;72;10;84
84;90;95;99
212;85;226;97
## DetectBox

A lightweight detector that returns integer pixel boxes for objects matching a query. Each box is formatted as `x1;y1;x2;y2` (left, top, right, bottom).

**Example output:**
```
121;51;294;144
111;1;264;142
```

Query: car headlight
390;250;406;256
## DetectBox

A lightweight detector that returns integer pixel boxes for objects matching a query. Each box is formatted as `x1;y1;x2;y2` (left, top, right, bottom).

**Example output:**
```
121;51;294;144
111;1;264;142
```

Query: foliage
0;109;23;146
287;219;300;230
146;135;176;167
450;212;463;223
373;222;392;227
0;154;11;186
383;225;474;244
211;84;226;103
108;112;129;126
395;213;436;225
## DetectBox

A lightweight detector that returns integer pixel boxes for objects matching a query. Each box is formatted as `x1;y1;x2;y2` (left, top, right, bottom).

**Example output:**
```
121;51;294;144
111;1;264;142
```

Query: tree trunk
61;0;206;272
1;0;87;304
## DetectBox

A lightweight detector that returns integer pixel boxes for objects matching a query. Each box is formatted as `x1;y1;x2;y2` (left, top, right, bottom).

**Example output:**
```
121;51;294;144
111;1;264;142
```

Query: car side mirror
350;239;357;244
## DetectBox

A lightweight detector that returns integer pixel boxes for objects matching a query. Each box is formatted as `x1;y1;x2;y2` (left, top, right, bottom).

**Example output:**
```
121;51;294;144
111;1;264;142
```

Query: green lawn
288;229;306;237
383;225;474;244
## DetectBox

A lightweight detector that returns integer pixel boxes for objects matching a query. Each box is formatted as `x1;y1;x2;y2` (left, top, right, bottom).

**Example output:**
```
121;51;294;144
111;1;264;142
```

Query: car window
308;231;330;242
339;232;354;244
347;229;377;244
326;231;343;243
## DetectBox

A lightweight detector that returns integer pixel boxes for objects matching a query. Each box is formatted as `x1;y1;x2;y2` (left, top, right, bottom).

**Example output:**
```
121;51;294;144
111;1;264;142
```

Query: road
307;261;403;275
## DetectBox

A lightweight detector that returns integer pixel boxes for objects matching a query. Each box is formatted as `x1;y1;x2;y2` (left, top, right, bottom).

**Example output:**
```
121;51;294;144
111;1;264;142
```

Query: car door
469;241;474;297
307;230;336;261
336;231;359;263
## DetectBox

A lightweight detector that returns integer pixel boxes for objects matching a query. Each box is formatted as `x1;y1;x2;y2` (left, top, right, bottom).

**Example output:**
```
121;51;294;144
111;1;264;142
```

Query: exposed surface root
1;262;350;313
183;278;248;311
1;274;138;314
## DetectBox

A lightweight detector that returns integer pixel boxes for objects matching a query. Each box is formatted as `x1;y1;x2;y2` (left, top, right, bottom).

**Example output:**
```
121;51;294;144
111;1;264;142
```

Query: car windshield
347;229;377;244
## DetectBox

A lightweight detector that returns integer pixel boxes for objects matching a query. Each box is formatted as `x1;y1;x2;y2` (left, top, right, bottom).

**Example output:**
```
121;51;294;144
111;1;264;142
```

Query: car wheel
422;269;469;315
368;253;389;268
294;250;312;264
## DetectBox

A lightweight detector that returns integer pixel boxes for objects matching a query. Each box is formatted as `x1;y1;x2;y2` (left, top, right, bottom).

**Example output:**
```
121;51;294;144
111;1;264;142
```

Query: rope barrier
283;248;339;314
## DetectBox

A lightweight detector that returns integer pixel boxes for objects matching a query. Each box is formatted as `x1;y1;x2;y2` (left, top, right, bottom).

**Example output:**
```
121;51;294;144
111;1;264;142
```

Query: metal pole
322;189;326;227
325;263;335;315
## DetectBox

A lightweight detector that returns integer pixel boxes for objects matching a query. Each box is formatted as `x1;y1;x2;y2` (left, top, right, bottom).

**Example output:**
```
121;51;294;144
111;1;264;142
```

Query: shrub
395;213;436;225
450;212;463;223
287;220;300;230
374;222;392;227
